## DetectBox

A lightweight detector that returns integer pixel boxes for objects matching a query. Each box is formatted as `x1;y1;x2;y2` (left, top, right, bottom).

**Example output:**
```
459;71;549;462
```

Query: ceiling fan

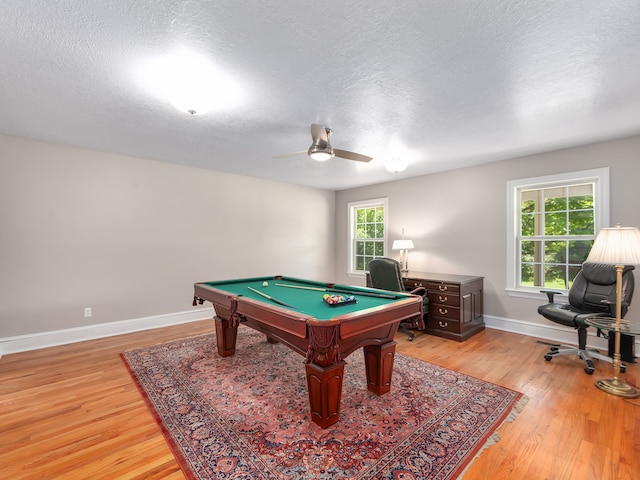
275;124;372;163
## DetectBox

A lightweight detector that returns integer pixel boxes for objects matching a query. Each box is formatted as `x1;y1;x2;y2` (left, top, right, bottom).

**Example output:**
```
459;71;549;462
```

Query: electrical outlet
84;307;92;318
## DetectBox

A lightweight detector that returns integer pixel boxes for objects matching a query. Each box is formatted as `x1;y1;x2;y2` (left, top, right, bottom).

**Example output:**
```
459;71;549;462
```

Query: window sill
347;272;366;280
505;288;569;301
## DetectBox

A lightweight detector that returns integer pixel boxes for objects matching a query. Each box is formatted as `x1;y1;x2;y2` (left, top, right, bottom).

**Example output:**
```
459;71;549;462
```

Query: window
506;168;609;296
348;198;388;275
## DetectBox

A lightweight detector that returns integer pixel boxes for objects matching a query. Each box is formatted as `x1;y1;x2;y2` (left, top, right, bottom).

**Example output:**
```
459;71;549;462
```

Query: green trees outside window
520;183;595;289
354;205;385;271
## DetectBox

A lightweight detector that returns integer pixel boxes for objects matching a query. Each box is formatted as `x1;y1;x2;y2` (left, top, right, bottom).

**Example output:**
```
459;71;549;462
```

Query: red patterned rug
122;327;526;479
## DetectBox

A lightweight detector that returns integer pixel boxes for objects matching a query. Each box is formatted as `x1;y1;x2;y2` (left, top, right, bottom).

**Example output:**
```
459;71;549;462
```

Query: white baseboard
484;314;639;353
0;308;212;357
2;311;635;359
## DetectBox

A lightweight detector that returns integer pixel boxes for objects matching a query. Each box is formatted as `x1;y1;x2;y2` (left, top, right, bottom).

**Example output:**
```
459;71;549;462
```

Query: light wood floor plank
1;320;639;479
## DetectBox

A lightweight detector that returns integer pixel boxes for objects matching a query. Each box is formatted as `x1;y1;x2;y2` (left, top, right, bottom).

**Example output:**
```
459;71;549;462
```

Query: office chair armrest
540;289;563;303
408;286;427;297
601;299;630;316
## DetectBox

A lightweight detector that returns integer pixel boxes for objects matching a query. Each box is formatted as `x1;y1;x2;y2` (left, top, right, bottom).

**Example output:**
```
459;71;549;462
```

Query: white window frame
347;197;388;277
506;167;609;299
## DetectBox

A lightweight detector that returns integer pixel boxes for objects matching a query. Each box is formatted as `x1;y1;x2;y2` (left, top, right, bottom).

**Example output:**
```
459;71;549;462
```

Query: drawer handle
438;308;448;315
438;284;448;292
438;295;447;303
438;321;448;328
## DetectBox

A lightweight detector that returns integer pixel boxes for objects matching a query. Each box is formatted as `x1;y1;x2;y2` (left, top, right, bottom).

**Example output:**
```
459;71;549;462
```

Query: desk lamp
392;229;414;276
586;224;640;398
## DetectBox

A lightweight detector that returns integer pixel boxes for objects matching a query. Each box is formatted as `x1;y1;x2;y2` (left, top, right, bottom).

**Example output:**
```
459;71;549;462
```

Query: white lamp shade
392;239;414;250
586;226;640;265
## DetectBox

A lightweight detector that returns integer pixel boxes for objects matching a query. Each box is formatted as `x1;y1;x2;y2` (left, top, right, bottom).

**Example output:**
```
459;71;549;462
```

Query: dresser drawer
427;282;460;294
426;316;460;334
403;278;427;289
430;304;459;320
428;291;460;307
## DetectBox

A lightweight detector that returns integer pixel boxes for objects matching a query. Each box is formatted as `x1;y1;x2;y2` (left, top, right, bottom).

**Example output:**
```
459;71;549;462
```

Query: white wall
0;134;335;344
334;135;640;340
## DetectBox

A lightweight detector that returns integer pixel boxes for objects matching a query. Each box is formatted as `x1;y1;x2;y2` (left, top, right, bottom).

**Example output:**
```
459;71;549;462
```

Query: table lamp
586;224;640;398
392;229;414;275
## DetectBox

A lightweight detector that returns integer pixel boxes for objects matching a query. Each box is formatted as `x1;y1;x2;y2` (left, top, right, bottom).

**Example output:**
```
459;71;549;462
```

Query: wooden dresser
367;271;484;342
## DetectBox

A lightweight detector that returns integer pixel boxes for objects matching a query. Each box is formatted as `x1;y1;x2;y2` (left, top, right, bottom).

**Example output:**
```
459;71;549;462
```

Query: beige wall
334;135;640;330
3;133;639;346
0;135;335;338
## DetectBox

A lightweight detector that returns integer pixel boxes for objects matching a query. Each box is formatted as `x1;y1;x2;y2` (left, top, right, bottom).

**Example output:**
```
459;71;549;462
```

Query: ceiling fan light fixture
385;157;408;173
308;146;334;161
137;48;244;116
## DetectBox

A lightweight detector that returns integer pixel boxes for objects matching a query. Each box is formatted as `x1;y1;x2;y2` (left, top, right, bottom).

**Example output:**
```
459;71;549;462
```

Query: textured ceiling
2;1;640;190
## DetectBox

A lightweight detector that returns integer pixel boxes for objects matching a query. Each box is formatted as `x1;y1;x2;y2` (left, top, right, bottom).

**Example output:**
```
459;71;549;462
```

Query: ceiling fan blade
273;150;307;159
333;149;373;162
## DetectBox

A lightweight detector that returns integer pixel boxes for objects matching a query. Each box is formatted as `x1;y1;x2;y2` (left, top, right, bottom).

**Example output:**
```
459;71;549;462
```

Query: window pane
356;241;364;255
568;240;592;263
521;213;541;236
568;184;593;209
356;256;365;271
545;241;566;263
544;187;566;211
521;263;537;287
522;213;533;236
366;208;376;222
375;223;384;238
568;210;594;235
374;242;384;256
545;264;567;289
521;240;538;262
374;207;384;222
521;198;536;214
545;212;566;235
364;242;374;255
366;224;375;238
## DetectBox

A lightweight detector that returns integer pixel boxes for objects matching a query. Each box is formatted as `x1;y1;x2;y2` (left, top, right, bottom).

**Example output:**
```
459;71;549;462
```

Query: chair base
544;344;626;375
398;323;416;341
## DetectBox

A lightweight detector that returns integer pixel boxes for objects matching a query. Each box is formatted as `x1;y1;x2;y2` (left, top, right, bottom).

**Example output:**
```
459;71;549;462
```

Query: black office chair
538;262;635;374
368;257;429;341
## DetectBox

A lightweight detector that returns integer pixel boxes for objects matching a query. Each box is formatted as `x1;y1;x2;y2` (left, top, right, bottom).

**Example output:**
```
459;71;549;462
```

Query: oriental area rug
122;328;526;480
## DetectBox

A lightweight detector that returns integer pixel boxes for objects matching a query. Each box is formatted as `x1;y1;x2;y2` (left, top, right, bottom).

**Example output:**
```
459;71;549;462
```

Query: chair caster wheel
584;367;594;375
621;364;626;373
550;346;559;352
544;354;553;361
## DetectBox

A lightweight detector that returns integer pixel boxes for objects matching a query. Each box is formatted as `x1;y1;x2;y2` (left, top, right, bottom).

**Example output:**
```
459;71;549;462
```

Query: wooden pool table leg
305;360;345;429
363;341;397;395
213;316;238;357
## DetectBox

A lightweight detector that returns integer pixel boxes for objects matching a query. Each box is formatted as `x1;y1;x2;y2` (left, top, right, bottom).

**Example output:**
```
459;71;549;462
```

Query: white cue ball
263;281;269;287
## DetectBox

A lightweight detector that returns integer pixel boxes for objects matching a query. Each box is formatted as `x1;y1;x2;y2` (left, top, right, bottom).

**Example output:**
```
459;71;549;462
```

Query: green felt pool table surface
200;275;412;320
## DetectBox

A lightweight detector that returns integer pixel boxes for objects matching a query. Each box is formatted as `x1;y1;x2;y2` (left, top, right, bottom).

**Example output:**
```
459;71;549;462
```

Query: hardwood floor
1;320;639;479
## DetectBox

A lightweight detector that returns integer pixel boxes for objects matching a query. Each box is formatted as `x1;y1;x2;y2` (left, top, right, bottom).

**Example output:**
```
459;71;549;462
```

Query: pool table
193;275;423;428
